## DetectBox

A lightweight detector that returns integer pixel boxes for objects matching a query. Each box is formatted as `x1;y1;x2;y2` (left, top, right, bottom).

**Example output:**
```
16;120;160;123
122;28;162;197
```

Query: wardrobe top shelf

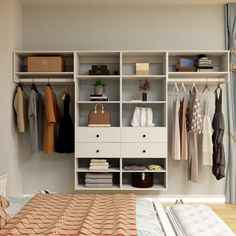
168;72;229;79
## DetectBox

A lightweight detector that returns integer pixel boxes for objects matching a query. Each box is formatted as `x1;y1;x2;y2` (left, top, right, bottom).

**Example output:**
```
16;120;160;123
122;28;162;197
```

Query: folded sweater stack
85;173;113;188
88;159;109;170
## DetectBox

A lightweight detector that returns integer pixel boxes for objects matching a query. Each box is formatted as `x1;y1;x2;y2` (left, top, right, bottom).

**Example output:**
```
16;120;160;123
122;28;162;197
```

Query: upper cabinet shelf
168;71;229;79
75;51;120;76
14;51;74;82
122;51;167;76
168;50;229;80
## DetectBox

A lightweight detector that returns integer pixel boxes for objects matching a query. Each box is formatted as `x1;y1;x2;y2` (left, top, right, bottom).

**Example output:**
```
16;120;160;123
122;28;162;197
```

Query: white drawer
75;143;120;157
121;143;167;158
121;127;167;143
75;127;120;142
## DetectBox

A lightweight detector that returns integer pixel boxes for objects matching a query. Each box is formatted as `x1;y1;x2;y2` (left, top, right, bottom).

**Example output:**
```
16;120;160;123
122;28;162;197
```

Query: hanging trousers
188;131;198;182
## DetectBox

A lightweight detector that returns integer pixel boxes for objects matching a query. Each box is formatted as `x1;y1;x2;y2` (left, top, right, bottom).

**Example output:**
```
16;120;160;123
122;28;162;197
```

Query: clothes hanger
62;79;69;100
31;78;38;92
16;78;23;90
47;78;52;89
173;80;179;93
202;78;210;93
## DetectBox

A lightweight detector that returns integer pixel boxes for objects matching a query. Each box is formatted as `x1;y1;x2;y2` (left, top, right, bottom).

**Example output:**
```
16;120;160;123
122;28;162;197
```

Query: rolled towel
85;183;113;188
85;178;113;184
85;173;113;179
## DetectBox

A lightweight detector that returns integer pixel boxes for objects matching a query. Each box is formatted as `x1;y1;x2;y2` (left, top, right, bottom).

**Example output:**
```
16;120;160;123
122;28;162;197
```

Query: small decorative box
136;63;149;75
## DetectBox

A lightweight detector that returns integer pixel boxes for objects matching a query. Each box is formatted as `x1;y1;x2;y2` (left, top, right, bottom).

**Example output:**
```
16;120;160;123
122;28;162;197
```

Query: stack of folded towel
85;173;113;188
89;159;109;170
196;55;213;72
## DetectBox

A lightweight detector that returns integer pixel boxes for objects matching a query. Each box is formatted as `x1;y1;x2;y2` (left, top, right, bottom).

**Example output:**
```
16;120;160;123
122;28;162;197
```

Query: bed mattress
166;204;235;236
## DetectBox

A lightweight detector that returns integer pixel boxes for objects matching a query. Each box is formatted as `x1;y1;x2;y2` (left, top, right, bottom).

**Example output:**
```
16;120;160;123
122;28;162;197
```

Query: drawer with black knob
121;143;167;158
75;127;120;142
75;143;120;157
121;127;167;143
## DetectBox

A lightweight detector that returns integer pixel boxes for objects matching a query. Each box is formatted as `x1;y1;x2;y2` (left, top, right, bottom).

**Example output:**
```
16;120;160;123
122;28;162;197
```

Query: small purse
88;104;111;127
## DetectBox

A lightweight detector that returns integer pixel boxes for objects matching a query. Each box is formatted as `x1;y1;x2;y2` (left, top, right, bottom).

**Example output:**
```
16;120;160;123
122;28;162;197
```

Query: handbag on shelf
88;104;111;127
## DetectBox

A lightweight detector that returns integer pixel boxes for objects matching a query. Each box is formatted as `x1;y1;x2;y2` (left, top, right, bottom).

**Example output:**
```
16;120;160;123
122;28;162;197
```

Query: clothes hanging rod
168;78;226;84
15;78;74;84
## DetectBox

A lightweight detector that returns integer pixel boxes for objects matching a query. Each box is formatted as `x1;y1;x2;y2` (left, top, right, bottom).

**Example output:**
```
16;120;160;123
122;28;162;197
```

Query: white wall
20;5;227;197
0;0;23;196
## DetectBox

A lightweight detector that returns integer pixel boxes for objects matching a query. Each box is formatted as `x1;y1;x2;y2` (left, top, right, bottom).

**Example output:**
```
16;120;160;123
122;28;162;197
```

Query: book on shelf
90;94;108;101
196;68;214;72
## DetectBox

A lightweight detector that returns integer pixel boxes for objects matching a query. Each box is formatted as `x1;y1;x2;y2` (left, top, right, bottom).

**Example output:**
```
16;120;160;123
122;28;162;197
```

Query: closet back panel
122;79;166;101
78;79;120;101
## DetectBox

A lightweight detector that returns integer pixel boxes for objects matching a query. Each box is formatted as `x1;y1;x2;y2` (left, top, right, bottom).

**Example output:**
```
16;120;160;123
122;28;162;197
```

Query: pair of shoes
39;189;51;194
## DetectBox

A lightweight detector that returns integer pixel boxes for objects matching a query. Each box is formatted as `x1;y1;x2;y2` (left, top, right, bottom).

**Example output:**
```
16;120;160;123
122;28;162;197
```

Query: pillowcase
0;208;11;229
0;196;9;209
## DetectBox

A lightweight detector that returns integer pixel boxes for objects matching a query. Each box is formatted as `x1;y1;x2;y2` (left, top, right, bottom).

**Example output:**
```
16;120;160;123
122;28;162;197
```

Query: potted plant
93;78;106;95
138;79;151;101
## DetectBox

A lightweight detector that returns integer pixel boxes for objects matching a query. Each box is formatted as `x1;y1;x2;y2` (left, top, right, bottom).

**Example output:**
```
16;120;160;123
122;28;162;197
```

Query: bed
0;174;175;236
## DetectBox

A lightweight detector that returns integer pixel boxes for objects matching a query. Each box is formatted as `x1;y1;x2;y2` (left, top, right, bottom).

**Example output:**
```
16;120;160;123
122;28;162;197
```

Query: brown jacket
43;86;60;154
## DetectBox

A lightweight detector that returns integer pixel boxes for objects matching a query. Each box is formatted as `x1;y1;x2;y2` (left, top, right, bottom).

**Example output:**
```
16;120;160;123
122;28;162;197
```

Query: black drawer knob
96;150;99;153
143;150;146;153
142;134;146;138
96;134;100;138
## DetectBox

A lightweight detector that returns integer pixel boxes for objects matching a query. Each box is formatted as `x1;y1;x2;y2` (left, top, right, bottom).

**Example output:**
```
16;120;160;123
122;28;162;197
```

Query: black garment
212;88;225;180
56;93;74;153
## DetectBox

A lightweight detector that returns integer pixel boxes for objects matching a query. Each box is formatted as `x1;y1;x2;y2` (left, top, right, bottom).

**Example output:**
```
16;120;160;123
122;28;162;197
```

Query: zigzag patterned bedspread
0;194;137;235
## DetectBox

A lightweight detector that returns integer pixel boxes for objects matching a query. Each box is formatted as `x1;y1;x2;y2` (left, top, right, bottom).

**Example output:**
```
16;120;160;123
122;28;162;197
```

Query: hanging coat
43;86;60;154
212;88;225;180
56;93;74;153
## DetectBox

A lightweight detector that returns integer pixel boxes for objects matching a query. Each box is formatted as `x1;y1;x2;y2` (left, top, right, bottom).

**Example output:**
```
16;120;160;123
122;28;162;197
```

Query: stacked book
89;159;109;170
196;55;213;72
90;94;108;101
85;173;113;188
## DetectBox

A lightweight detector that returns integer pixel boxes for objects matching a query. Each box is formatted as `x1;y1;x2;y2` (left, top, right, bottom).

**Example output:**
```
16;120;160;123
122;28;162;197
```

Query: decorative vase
142;92;147;101
94;85;105;95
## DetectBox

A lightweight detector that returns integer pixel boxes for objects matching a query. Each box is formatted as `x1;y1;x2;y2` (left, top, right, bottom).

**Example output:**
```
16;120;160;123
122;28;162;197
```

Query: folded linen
85;183;113;188
89;166;109;170
85;173;113;179
124;165;146;170
90;162;109;167
90;159;108;163
85;178;113;184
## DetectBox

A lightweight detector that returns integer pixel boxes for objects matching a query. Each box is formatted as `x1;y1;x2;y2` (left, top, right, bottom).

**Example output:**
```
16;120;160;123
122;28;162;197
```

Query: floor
163;202;236;234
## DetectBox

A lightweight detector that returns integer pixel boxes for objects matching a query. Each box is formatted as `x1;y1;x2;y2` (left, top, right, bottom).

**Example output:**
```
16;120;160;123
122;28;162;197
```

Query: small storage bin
27;56;64;72
132;172;153;188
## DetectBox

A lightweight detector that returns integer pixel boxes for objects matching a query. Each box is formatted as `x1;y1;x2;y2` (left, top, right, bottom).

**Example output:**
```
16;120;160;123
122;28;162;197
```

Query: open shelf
121;184;166;190
76;167;120;172
168;72;229;79
75;184;120;190
76;75;120;79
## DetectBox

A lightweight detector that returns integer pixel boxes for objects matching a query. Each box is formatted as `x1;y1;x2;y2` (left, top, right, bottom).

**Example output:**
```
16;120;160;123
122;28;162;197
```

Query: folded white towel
89;166;109;170
90;162;109;167
86;173;113;179
85;178;113;184
85;183;113;188
90;159;108;163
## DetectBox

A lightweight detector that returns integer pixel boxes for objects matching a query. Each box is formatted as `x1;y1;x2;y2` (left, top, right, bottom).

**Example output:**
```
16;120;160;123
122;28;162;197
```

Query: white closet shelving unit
74;51;168;190
13;50;229;191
